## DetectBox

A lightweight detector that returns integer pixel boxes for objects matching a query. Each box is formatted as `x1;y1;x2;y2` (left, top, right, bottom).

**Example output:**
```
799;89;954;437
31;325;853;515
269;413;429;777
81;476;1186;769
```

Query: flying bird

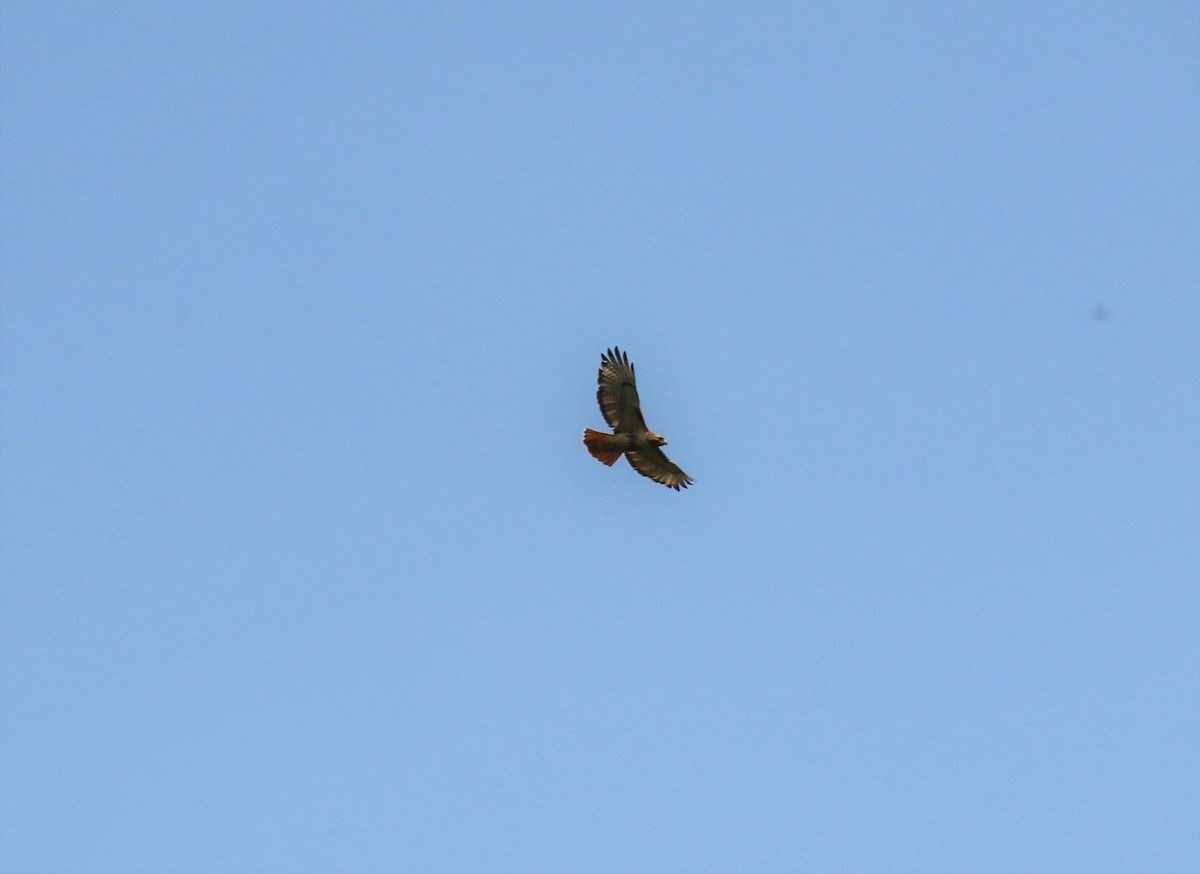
582;346;694;490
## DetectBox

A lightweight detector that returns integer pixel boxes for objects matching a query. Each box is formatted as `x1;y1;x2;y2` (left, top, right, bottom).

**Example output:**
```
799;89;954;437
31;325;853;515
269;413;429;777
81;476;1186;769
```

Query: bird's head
647;430;668;446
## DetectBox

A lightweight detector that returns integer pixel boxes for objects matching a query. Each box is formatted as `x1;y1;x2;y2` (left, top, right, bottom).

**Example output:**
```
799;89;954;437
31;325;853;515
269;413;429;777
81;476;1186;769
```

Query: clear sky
2;3;1198;872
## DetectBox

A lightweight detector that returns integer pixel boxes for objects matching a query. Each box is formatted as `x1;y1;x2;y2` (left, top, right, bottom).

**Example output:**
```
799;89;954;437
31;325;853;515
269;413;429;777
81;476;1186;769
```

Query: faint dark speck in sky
1092;303;1110;322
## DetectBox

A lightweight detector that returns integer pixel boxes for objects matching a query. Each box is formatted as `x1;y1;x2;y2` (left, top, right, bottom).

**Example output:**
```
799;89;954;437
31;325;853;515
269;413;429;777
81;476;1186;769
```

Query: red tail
583;428;622;466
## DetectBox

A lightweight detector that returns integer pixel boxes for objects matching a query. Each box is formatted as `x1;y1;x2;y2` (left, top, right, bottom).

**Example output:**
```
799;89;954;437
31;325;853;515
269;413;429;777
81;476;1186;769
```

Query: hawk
582;346;694;490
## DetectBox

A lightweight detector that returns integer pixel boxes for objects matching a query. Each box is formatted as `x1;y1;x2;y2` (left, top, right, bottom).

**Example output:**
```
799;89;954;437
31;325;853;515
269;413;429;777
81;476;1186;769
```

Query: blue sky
2;3;1198;872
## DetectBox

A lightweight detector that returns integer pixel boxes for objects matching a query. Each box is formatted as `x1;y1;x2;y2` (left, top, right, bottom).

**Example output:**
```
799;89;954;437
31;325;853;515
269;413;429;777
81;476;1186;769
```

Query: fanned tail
583;428;622;466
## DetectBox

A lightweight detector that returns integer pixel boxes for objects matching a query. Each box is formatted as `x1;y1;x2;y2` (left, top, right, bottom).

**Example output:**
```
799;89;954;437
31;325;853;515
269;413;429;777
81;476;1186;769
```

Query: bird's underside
582;346;693;490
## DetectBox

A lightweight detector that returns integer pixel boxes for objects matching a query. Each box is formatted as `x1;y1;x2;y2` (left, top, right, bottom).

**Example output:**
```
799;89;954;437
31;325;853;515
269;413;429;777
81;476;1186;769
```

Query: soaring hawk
582;346;694;490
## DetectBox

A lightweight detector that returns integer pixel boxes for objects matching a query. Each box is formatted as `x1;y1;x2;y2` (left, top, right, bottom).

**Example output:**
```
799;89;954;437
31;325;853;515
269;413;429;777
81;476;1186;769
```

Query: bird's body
582;346;693;490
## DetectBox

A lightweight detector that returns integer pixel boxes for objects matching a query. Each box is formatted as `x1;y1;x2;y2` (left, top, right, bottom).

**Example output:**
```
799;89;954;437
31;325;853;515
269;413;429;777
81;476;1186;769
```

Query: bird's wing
626;444;694;490
595;346;647;434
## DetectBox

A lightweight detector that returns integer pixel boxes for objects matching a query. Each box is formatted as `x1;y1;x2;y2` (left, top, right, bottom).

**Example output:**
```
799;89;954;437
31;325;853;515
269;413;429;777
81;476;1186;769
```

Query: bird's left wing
595;346;647;434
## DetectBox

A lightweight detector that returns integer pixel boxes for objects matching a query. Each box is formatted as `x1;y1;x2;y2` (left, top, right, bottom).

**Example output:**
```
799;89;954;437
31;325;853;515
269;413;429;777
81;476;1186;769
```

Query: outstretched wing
626;444;694;490
596;346;648;435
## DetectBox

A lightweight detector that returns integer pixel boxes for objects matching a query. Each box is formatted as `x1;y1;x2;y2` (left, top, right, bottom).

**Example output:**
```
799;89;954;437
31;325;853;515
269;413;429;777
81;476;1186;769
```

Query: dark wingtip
604;345;630;372
601;346;631;372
